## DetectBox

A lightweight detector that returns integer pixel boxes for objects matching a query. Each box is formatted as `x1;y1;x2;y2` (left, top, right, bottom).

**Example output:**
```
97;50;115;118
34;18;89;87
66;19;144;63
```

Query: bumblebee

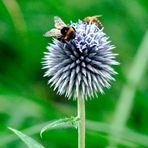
83;15;103;29
44;16;76;42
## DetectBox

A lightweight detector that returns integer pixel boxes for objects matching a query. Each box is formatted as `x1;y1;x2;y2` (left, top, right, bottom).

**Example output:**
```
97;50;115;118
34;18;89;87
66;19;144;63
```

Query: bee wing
54;16;66;29
43;28;61;37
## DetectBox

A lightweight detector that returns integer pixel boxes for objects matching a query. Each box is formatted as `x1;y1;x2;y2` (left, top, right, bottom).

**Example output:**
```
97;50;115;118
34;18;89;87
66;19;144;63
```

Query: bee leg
57;37;65;43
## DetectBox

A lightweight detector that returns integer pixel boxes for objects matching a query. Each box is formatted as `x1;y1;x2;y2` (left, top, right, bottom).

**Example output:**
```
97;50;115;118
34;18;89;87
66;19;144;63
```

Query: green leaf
40;116;79;138
8;127;44;148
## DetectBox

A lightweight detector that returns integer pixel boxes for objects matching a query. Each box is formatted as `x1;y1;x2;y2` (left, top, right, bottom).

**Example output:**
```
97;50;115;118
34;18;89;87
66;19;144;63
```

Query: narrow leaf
8;127;44;148
40;116;79;138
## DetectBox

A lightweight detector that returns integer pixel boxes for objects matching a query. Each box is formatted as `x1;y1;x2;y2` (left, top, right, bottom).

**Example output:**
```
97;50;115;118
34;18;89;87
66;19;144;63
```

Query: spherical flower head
43;20;119;100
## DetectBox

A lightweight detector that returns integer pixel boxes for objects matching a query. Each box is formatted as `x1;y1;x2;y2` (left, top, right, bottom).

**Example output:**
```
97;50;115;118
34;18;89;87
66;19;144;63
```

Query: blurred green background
0;0;148;148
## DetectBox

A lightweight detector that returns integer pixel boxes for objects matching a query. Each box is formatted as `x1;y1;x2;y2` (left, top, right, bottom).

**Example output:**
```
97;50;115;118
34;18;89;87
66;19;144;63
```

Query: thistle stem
77;97;85;148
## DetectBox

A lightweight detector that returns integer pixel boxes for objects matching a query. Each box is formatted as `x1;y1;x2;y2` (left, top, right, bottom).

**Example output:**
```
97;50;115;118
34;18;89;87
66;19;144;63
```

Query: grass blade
108;30;148;147
2;0;27;33
8;127;44;148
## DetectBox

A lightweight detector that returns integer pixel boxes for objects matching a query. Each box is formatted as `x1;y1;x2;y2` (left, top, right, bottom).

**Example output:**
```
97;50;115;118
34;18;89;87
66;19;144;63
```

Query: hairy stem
77;97;85;148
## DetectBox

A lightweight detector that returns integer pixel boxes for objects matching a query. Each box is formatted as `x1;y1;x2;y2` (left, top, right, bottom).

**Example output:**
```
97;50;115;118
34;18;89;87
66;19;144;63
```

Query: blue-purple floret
43;20;119;100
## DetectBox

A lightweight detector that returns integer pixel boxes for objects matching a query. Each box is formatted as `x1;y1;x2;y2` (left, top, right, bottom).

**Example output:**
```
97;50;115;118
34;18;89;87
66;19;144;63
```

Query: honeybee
83;15;103;29
44;16;76;42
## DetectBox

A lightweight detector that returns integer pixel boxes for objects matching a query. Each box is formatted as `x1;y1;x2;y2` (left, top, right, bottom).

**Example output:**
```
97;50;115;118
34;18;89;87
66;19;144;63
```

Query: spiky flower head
43;19;119;100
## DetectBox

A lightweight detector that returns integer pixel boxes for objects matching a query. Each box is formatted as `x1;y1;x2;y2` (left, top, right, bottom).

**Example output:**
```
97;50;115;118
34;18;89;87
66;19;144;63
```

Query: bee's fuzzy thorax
43;19;119;100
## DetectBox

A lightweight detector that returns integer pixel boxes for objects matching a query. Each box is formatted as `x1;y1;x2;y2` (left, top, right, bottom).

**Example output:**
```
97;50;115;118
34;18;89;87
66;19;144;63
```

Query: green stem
77;97;85;148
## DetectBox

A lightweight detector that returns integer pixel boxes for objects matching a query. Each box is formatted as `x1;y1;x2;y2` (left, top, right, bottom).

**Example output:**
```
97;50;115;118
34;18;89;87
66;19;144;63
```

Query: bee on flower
43;16;119;100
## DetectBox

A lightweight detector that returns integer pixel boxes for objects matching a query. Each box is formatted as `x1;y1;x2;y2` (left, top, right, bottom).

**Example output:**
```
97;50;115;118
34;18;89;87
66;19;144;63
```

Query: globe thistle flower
43;19;119;100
